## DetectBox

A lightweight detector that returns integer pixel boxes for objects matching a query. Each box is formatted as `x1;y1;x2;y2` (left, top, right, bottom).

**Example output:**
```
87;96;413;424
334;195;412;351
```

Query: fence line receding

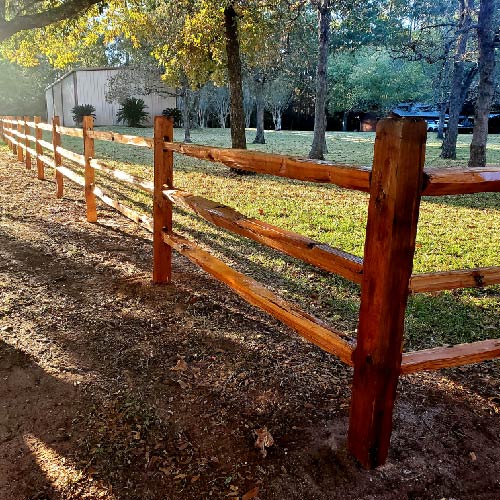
1;114;499;469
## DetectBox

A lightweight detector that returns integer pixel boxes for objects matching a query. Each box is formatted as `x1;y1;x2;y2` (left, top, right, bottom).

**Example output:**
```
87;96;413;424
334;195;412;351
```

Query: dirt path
0;149;499;500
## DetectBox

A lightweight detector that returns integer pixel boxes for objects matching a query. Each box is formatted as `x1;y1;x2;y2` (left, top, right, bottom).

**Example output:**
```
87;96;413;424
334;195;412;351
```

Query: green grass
12;128;500;350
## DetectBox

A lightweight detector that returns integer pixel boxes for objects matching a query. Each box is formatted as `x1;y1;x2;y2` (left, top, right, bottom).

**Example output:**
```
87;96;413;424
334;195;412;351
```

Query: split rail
1;114;499;469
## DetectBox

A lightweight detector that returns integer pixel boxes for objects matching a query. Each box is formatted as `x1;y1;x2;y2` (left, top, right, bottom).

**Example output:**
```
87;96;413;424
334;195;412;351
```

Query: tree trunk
309;0;331;160
224;4;247;150
469;0;496;167
342;111;348;132
276;113;282;131
182;86;192;143
441;0;474;159
437;101;447;140
253;73;266;144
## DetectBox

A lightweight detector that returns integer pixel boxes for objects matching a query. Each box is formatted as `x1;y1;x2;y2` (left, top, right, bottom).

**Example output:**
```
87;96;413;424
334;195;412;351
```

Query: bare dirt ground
0;149;499;500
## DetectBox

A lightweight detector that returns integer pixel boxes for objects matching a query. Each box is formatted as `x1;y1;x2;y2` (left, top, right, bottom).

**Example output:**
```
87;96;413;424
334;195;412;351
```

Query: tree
0;0;103;43
469;0;498;167
224;2;247;148
265;76;294;130
328;47;432;118
441;0;477;159
0;57;55;115
309;0;331;159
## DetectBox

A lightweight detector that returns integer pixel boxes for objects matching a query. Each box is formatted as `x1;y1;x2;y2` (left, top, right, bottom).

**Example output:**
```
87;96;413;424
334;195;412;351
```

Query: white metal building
45;67;177;127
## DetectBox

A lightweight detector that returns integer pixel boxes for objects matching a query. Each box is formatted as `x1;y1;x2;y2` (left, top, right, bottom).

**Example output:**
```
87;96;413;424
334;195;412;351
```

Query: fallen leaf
469;451;477;461
191;475;200;483
174;473;187;480
242;486;259;500
254;427;274;458
171;358;188;372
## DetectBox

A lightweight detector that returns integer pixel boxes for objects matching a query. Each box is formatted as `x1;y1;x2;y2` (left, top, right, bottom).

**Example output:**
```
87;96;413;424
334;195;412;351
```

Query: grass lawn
10;127;500;351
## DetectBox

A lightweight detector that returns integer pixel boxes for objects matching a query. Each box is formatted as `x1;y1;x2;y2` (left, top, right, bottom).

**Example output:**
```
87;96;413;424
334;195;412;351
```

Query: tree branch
0;0;103;43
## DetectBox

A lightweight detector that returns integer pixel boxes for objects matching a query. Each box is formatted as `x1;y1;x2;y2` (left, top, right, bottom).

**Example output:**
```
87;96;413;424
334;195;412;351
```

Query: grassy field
8;127;500;350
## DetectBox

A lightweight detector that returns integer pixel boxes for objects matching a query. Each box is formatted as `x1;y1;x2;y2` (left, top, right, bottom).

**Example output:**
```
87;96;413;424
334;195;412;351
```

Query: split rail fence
1;114;499;469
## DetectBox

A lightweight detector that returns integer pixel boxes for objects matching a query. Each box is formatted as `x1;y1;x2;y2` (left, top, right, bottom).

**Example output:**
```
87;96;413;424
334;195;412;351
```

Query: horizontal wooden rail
56;125;84;138
164;141;372;190
38;153;55;167
56;166;85;187
401;339;500;373
9;129;26;140
93;185;154;231
56;146;85;166
422;166;500;195
25;133;36;143
38;139;55;152
1;118;18;125
25;120;36;128
37;139;54;152
163;188;364;283
90;159;154;192
410;266;500;293
87;129;153;148
163;230;354;364
36;122;53;132
25;145;37;157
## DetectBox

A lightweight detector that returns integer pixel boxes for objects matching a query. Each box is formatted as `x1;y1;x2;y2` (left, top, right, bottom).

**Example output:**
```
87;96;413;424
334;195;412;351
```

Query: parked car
426;120;446;132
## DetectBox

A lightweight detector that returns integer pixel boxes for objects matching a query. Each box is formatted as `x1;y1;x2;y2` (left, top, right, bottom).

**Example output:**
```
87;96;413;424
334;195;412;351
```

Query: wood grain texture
163;188;364;283
422;166;500;195
153;116;174;283
83;116;97;222
87;129;153;148
401;339;500;373
163;231;354;364
348;118;427;469
410;266;500;293
164;141;371;190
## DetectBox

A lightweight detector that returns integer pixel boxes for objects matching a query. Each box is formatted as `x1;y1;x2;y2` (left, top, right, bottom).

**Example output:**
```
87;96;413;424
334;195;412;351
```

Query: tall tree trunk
224;3;247;150
342;111;348;132
441;0;474;159
437;101;447;140
253;72;266;144
181;85;192;143
309;0;331;160
469;0;497;167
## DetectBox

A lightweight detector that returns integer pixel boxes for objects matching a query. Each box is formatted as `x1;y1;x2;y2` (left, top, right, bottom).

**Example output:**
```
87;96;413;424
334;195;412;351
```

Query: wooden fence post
153;115;174;283
16;117;23;162
52;116;64;198
83;116;98;222
24;116;32;169
348;118;427;469
34;117;44;180
10;117;16;154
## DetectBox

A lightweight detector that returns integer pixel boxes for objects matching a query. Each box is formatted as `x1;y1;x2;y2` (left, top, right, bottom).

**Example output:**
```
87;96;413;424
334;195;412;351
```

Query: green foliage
328;47;432;114
71;104;96;126
162;108;182;127
116;98;149;127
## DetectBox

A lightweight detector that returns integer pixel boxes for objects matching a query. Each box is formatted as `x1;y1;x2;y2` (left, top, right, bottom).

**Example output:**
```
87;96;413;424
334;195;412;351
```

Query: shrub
162;108;182;127
71;104;96;126
116;98;150;127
